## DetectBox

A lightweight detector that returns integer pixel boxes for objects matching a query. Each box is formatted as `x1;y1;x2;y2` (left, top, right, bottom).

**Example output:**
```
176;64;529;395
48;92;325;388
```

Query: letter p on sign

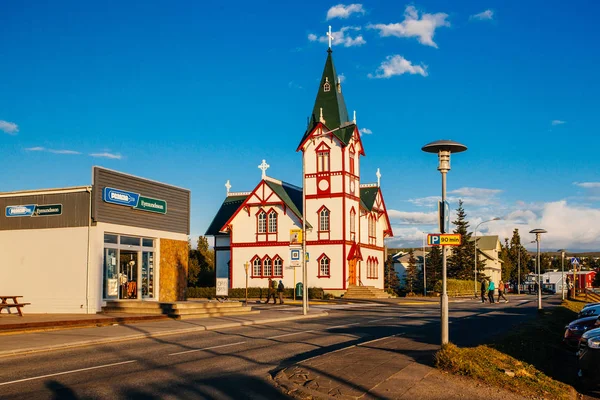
428;234;441;245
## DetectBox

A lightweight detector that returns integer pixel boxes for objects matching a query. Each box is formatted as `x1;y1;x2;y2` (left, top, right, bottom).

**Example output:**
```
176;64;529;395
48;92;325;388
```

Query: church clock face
318;179;330;191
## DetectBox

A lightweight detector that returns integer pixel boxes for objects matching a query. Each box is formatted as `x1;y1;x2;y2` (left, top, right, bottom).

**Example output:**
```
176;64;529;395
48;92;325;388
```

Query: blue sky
1;1;599;251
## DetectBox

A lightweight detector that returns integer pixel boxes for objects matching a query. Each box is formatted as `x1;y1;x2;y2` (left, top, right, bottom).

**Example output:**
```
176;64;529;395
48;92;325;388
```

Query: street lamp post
474;218;500;297
423;233;427;296
530;229;547;310
517;245;521;294
244;261;250;305
422;140;467;345
558;249;566;300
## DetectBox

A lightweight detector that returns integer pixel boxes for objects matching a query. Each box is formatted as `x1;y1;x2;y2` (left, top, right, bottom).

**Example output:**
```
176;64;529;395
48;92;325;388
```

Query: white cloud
25;146;80;155
575;182;600;189
368;55;427;79
552;120;566;126
359;128;372;135
470;10;494;21
367;5;450;48
449;187;503;197
389;210;438;225
308;26;366;47
326;4;366;20
90;152;122;160
0;120;19;135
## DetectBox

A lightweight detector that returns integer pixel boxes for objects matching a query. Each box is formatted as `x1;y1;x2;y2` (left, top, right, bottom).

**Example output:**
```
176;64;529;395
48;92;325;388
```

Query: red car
564;316;600;348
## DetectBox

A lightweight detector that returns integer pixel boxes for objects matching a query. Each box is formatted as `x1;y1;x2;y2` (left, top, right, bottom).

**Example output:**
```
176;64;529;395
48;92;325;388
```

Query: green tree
426;246;442;292
384;254;400;290
448;200;477;280
404;249;418;293
500;238;514;282
188;236;215;287
509;229;530;280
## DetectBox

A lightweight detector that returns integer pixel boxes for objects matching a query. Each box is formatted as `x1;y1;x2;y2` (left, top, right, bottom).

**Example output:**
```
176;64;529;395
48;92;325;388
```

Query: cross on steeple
225;180;231;194
258;159;270;179
376;168;381;187
327;26;334;48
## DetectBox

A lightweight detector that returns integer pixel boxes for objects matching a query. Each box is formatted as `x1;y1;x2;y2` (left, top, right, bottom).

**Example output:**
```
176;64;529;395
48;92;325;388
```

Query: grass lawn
435;298;588;399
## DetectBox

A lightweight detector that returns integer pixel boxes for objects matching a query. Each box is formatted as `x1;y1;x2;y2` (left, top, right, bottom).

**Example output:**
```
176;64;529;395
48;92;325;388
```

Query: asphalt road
0;296;557;399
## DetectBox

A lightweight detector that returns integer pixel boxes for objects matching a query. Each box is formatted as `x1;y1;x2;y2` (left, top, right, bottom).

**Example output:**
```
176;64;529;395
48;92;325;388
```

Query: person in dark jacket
480;279;488;303
265;278;277;304
277;280;285;304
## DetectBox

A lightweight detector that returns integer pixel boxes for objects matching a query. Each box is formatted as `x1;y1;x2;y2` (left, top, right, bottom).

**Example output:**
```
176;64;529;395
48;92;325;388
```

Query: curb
0;312;328;359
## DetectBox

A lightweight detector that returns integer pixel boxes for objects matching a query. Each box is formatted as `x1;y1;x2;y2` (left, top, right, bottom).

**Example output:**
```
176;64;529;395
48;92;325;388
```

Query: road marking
267;330;316;339
368;317;395;323
169;341;247;356
0;360;137;387
325;322;360;329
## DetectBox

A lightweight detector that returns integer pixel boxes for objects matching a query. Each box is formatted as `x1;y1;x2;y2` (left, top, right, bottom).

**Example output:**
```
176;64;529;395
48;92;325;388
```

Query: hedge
433;279;475;297
187;287;324;300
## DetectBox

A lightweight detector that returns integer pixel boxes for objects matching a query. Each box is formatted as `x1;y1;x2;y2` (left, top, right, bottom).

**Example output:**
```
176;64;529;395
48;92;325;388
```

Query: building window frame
251;255;262;278
350;207;356;241
317;205;331;241
268;209;278;234
262;256;272;277
257;210;267;234
316;142;331;173
273;256;283;278
317;254;330;278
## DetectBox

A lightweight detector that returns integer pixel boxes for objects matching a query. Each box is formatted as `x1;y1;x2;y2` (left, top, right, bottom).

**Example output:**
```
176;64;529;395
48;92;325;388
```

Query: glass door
142;252;154;298
103;248;118;299
119;251;139;299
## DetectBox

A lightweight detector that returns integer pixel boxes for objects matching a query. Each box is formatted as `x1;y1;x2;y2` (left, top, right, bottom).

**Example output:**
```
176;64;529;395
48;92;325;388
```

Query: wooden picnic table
0;296;30;316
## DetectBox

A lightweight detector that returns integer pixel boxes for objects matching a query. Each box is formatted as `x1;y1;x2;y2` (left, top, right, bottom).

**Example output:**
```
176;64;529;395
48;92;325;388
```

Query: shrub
433;279;474;297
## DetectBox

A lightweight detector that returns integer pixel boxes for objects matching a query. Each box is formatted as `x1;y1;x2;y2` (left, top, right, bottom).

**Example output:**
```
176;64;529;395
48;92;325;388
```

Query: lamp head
529;228;547;234
421;140;467;173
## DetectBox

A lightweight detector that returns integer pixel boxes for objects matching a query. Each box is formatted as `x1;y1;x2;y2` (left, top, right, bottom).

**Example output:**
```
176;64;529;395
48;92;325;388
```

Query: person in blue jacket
487;280;496;303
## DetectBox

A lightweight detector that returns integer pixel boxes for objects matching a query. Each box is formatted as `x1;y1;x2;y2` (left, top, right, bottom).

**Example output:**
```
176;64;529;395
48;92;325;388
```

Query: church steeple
309;47;349;131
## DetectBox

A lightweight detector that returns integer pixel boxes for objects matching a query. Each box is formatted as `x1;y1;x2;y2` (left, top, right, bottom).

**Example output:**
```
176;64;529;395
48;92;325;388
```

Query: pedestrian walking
498;280;509;303
277;280;285;304
488;280;496;303
265;278;277;304
480;279;488;303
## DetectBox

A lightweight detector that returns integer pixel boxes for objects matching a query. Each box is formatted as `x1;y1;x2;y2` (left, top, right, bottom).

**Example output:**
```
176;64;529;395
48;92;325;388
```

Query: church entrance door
348;259;357;286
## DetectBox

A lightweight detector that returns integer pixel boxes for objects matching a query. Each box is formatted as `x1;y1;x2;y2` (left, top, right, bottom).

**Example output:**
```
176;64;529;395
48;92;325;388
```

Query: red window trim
272;255;284;278
317;205;331;241
256;209;267;235
261;255;273;278
250;254;284;279
317;253;331;278
267;208;278;234
315;142;331;173
250;255;262;278
350;207;356;241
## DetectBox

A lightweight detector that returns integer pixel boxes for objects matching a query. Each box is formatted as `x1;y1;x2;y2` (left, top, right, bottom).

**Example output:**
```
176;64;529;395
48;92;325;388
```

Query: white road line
367;317;395;323
325;322;360;329
267;330;316;339
0;360;137;387
169;341;247;356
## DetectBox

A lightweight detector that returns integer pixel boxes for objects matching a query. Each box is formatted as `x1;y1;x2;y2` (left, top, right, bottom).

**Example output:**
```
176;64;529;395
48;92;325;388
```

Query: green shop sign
134;196;167;214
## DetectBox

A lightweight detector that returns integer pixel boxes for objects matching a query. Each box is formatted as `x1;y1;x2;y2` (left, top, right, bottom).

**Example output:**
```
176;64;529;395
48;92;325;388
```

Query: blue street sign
291;249;300;261
5;205;35;217
103;187;140;207
571;257;580;265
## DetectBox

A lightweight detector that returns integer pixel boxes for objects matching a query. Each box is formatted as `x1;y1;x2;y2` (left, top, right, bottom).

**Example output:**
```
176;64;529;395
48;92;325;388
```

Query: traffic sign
571;257;580;265
291;249;300;261
427;233;462;246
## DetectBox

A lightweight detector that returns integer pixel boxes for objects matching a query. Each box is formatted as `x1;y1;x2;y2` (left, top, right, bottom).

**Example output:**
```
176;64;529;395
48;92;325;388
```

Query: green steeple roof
310;48;349;130
298;48;351;149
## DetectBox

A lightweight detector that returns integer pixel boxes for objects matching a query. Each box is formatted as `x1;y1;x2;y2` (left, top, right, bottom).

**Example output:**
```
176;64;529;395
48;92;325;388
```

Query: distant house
474;235;503;285
392;249;428;285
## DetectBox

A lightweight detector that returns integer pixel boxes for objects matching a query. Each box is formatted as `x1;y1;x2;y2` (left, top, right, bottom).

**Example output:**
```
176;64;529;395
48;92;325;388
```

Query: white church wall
304;197;343;241
306;244;345;289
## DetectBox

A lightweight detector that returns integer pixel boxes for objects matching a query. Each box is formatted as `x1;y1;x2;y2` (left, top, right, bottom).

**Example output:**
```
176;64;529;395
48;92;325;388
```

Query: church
206;42;392;295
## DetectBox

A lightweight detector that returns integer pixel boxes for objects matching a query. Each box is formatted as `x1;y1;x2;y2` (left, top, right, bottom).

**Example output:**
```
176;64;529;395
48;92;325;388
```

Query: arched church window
257;210;267;234
268;210;278;233
274;257;283;277
319;207;330;232
318;254;330;277
252;256;261;277
263;257;272;277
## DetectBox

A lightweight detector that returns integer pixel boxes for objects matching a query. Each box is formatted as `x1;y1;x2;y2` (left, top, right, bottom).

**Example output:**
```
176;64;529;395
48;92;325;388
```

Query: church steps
344;285;392;299
102;301;257;319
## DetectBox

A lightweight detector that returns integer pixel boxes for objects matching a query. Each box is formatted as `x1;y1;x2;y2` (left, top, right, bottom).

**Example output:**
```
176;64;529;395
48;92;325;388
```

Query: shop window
318;254;330;277
274;257;283;277
121;236;141;246
104;233;118;244
142;238;154;247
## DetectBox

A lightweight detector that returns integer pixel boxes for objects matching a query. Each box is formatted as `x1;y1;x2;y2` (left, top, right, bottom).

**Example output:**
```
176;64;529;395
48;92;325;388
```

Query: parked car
564;316;600;347
582;302;600;310
578;304;600;319
578;327;600;386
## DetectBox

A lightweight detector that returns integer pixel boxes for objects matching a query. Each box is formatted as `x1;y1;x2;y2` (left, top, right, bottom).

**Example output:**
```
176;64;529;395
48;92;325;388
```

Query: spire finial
258;159;270;179
376;168;381;187
327;26;333;49
225;180;231;194
319;107;326;124
353;110;356;124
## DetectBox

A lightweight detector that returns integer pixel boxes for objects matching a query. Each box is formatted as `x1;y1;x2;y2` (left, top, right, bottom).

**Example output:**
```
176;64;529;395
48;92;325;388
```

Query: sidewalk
274;333;526;400
0;307;327;358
